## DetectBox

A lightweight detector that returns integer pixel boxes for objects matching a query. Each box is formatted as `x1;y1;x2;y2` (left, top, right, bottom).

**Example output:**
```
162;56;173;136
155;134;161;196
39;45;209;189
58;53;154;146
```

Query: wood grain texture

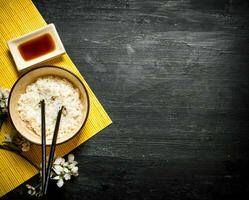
3;0;249;199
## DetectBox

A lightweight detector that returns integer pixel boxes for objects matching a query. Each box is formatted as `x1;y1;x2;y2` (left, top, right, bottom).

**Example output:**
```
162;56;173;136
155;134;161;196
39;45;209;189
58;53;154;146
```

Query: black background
3;0;249;199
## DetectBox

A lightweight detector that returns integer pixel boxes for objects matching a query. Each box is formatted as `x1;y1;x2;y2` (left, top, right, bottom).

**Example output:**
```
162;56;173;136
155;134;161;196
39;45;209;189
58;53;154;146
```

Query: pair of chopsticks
40;100;64;195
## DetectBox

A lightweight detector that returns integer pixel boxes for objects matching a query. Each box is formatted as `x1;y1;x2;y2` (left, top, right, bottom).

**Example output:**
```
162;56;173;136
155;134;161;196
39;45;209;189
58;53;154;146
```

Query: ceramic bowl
7;24;65;72
8;66;89;145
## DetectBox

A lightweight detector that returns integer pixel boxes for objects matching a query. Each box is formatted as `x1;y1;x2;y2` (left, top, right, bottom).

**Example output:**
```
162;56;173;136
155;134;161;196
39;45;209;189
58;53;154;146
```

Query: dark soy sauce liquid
18;33;55;61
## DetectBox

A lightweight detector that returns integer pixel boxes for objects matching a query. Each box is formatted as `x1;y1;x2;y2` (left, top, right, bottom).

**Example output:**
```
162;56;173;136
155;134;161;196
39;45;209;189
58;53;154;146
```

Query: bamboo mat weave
0;0;112;197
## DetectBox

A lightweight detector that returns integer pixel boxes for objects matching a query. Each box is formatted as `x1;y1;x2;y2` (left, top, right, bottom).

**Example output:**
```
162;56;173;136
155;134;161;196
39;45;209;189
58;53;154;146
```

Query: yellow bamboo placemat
0;0;112;197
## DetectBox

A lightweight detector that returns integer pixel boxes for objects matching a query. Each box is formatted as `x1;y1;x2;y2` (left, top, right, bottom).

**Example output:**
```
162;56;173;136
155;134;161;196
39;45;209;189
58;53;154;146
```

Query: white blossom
26;154;79;196
53;165;64;174
57;178;64;188
26;184;42;197
52;175;61;180
21;141;31;151
51;153;79;188
54;157;65;165
64;173;71;180
13;135;31;152
4;134;12;142
1;130;31;152
0;87;9;112
71;166;79;176
68;154;74;162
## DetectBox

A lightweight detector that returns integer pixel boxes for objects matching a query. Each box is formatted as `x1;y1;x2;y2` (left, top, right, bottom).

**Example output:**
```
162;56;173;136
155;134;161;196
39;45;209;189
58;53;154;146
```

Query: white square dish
7;23;66;72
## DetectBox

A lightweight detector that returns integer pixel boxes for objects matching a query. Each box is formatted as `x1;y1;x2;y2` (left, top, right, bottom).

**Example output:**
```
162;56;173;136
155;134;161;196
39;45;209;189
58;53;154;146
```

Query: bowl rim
8;65;90;145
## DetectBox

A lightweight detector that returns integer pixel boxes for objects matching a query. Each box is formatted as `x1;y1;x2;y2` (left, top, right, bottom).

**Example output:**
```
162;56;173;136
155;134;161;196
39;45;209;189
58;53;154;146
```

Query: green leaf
2;141;13;145
0;143;20;152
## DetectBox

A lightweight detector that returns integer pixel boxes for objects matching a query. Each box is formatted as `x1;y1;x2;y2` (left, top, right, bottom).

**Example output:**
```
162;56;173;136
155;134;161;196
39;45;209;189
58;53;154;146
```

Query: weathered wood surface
3;0;249;199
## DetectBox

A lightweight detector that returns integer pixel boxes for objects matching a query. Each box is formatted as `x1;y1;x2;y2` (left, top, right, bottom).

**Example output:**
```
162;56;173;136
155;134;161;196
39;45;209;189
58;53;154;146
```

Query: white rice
17;76;83;140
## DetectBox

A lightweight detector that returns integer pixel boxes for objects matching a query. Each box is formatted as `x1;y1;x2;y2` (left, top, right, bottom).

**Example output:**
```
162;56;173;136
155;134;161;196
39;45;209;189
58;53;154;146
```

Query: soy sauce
18;33;55;61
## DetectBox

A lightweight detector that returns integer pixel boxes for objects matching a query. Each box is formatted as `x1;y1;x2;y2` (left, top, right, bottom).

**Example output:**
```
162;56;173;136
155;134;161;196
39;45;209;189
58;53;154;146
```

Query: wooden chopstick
44;106;64;195
40;100;46;194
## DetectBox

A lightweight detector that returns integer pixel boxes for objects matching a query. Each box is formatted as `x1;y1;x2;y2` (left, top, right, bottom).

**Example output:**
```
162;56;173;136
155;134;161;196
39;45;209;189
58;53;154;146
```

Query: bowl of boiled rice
8;66;89;145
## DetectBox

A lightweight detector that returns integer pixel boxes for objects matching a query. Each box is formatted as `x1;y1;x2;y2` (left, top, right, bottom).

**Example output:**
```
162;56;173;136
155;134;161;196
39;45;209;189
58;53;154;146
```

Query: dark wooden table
3;0;249;199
